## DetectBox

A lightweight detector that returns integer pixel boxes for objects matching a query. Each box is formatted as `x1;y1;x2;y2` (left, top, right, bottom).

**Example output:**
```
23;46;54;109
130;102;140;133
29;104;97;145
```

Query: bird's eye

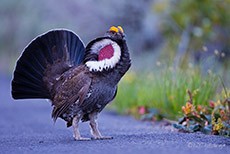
111;31;116;34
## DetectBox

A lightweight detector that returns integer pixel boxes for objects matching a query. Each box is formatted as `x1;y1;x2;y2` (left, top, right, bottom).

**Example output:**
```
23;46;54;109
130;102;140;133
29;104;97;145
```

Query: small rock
39;141;44;143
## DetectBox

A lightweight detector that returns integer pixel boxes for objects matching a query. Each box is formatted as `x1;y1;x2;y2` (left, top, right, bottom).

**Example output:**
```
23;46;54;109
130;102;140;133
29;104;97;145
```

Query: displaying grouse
11;26;131;140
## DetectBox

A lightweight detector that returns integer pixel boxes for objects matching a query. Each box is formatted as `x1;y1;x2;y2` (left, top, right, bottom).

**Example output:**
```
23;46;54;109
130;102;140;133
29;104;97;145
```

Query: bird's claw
92;136;113;140
74;137;91;141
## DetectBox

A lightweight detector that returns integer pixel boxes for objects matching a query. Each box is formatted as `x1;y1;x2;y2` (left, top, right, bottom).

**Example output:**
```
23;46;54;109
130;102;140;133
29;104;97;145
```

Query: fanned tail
11;29;85;99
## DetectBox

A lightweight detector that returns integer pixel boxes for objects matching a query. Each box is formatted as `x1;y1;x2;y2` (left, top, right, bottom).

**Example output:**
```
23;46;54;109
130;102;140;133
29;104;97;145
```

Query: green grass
113;67;219;120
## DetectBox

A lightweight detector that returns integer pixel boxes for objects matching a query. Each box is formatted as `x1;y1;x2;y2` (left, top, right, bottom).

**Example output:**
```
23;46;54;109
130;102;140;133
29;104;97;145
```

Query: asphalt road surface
0;74;230;154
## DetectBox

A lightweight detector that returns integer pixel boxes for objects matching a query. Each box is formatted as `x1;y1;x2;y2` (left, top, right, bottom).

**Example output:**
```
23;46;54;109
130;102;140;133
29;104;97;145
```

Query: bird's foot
92;136;113;140
74;137;91;141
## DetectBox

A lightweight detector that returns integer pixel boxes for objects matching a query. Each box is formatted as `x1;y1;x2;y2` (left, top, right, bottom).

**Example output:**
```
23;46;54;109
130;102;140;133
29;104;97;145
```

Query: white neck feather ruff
86;39;121;72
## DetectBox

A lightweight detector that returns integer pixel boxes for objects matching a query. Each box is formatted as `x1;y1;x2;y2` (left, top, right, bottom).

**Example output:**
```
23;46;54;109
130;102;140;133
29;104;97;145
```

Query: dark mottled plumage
11;27;131;140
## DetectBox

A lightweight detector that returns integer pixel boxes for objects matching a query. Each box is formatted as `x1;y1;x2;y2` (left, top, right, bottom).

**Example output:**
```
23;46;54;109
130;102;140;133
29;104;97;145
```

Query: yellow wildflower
186;102;193;109
213;118;225;132
182;102;193;115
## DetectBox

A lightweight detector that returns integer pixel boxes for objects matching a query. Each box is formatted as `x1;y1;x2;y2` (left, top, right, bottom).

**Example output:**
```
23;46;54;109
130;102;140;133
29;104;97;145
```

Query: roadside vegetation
113;50;230;136
114;65;218;120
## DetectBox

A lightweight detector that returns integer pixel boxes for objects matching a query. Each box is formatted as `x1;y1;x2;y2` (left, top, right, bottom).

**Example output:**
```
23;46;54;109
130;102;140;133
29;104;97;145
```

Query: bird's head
104;26;125;40
84;26;127;72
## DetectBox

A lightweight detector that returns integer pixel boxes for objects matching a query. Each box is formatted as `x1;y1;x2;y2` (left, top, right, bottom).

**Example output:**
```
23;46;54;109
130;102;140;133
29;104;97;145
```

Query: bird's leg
89;112;113;140
72;113;91;141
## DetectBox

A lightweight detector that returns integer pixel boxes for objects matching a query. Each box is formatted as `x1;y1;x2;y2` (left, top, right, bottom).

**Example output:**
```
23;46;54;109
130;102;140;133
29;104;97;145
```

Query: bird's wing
51;65;91;122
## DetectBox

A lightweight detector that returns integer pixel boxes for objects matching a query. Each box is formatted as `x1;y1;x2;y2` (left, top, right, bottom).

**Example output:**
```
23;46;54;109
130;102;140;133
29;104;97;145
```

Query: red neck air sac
98;44;114;61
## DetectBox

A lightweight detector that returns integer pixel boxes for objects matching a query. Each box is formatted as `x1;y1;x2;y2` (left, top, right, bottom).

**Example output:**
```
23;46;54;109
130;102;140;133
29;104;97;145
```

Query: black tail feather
12;29;85;99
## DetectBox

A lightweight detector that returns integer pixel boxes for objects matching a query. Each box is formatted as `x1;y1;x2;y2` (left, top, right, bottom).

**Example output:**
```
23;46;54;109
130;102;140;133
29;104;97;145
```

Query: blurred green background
1;0;230;119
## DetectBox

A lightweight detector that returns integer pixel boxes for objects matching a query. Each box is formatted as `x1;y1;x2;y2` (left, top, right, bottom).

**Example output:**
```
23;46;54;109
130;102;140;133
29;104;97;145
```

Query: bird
11;26;131;141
